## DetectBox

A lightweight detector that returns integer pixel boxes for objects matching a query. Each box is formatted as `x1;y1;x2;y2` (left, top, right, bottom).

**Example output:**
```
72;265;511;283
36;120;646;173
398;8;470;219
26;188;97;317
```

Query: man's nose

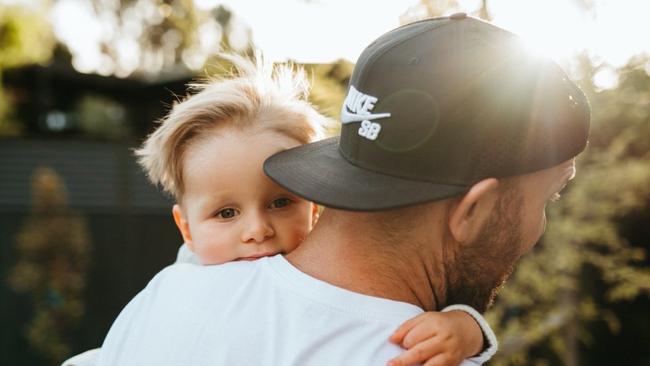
241;211;274;243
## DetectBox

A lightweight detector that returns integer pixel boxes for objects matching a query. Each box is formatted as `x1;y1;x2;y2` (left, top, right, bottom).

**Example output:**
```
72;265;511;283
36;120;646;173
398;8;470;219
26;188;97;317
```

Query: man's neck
285;210;447;312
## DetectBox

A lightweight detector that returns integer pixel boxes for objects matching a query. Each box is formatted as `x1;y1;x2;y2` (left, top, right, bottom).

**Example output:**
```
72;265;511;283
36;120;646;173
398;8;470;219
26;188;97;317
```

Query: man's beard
443;190;523;313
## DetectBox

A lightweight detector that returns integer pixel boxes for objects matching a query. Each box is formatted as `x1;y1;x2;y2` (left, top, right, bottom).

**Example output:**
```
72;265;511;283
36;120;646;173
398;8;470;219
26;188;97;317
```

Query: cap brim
263;137;470;211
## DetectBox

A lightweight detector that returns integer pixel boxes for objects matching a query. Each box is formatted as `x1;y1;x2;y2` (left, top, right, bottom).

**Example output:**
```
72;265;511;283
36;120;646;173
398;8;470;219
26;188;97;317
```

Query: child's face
173;128;318;265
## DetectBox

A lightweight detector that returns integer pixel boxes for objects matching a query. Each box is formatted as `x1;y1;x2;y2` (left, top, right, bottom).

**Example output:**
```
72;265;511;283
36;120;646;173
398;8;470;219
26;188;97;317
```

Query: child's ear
310;203;320;228
172;204;193;249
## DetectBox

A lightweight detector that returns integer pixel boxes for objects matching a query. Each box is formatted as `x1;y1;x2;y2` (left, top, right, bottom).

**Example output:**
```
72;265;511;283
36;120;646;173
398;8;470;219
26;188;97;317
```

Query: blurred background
0;0;648;365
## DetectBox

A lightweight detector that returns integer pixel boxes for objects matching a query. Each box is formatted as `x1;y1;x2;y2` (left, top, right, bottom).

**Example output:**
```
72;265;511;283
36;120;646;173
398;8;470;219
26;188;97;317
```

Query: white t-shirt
175;243;200;264
95;255;490;366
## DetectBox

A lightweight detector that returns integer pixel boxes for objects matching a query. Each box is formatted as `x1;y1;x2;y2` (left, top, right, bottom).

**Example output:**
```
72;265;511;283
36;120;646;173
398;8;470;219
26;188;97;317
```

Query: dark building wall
3;63;191;138
0;139;172;211
0;139;182;364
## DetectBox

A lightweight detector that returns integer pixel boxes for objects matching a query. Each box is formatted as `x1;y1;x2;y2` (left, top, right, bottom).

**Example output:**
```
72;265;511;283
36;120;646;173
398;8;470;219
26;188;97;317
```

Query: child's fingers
389;313;430;344
401;321;440;349
423;354;457;366
387;337;442;366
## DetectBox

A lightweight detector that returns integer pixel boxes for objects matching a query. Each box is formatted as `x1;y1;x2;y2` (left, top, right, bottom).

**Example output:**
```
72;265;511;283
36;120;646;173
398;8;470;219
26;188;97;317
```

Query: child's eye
269;198;292;209
216;208;239;219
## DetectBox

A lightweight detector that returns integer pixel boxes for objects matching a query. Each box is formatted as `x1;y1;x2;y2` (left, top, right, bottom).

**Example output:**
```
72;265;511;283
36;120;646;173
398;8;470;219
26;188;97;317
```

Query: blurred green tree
7;167;91;364
75;94;131;140
0;4;55;135
83;0;252;76
399;3;650;364
486;55;650;366
304;59;354;132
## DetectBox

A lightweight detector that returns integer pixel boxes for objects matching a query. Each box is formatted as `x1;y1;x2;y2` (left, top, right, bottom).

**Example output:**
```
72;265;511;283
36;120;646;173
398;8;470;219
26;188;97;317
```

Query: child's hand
387;310;483;366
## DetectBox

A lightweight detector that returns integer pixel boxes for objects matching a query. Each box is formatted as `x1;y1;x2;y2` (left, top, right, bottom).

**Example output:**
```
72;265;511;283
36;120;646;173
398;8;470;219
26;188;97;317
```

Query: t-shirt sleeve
442;304;498;365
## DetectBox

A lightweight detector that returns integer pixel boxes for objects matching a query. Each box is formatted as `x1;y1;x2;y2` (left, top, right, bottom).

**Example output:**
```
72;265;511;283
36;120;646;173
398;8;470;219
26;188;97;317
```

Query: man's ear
448;178;500;243
310;203;320;228
172;204;193;249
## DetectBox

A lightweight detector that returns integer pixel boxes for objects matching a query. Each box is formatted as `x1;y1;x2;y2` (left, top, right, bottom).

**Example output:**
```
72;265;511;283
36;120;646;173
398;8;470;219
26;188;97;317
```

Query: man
96;14;589;365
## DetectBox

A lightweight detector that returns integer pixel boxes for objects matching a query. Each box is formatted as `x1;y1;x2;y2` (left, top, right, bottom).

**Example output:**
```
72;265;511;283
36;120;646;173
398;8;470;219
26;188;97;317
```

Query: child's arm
388;304;498;366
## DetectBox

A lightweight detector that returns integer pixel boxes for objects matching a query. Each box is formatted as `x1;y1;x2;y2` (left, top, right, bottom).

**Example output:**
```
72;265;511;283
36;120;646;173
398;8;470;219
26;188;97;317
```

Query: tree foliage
82;0;250;76
0;4;55;135
0;5;54;69
7;168;91;363
486;56;650;366
304;59;354;132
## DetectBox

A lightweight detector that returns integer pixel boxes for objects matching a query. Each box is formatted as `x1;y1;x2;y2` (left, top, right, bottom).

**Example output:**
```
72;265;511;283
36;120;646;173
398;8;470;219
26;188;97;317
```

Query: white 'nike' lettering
340;85;391;124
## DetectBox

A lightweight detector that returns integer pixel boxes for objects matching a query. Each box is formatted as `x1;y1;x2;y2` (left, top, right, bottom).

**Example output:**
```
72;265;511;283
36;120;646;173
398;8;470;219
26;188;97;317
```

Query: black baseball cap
264;14;590;211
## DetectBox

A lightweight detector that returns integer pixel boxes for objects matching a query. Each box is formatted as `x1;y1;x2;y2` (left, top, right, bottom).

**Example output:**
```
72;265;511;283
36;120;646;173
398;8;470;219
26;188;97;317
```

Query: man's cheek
525;211;546;252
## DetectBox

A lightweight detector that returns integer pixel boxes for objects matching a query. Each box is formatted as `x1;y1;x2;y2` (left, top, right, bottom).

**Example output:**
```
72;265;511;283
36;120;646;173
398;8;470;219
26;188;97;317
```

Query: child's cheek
289;221;312;250
195;240;235;265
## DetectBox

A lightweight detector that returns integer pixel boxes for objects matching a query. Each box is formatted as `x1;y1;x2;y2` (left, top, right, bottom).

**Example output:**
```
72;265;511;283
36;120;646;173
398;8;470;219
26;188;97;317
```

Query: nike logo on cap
340;109;391;123
340;85;391;124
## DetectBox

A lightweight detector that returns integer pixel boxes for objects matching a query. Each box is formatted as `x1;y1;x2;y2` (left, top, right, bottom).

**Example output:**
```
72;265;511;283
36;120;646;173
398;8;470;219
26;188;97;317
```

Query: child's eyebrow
199;192;231;206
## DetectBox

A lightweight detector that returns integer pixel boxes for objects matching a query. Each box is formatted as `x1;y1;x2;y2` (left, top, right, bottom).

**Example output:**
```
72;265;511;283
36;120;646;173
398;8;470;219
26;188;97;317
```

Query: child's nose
241;213;274;243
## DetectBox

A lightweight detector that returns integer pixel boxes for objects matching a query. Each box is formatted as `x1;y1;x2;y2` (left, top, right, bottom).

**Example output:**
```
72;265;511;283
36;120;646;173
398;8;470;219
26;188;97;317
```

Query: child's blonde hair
135;53;330;200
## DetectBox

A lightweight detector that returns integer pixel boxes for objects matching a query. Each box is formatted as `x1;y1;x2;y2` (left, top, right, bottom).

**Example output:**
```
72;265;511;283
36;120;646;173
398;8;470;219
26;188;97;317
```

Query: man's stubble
443;188;524;313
